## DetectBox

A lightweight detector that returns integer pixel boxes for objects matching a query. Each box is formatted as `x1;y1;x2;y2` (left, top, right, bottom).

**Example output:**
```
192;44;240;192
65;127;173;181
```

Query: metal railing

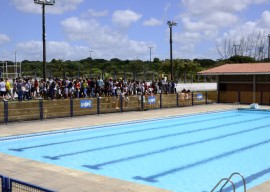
219;172;246;192
210;172;246;192
211;178;235;192
1;175;54;192
233;102;241;109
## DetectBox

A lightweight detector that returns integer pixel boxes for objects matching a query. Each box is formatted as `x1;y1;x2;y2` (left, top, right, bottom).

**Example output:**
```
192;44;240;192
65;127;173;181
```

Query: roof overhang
198;72;270;76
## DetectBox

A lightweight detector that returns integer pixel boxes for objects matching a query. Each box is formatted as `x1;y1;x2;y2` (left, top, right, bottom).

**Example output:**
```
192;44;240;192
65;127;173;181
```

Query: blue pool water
1;110;270;191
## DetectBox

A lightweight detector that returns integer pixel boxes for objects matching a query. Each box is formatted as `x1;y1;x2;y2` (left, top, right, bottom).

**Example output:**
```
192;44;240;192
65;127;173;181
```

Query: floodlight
34;0;55;5
167;21;177;27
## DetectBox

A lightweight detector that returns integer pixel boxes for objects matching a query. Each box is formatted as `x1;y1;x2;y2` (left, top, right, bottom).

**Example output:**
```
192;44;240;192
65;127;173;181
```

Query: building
198;63;270;105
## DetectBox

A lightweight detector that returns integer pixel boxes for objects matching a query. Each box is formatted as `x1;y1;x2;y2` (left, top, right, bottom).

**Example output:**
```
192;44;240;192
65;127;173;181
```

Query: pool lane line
0;109;234;142
43;116;269;160
82;123;270;170
133;138;270;183
8;114;239;152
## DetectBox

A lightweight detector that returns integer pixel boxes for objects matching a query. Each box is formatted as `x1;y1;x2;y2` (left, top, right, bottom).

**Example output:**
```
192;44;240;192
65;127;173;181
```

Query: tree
228;55;256;63
193;59;216;68
217;30;268;61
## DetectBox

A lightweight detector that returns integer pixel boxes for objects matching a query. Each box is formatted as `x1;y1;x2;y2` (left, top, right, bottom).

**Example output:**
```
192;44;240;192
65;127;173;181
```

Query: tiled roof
198;63;270;75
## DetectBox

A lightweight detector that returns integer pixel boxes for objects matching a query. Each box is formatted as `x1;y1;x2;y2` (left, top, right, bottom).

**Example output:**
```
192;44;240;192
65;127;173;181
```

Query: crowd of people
0;77;178;102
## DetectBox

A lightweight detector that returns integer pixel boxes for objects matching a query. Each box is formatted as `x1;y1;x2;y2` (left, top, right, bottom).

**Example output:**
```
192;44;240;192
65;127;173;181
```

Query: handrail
211;178;235;192
233;102;241;109
219;172;246;192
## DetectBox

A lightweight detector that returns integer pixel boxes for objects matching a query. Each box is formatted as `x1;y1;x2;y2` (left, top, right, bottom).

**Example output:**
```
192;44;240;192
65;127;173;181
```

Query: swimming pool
1;109;270;192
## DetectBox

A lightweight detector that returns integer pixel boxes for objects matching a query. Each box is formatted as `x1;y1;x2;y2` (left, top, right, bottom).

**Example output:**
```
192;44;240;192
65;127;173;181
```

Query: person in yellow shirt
5;78;12;100
82;79;88;97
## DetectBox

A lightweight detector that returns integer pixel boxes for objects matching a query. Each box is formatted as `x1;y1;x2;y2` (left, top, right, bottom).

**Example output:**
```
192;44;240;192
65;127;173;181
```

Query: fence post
39;99;43;121
4;101;8;124
176;93;179;107
160;93;162;109
141;94;144;111
192;92;194;106
120;95;123;113
70;97;73;118
205;91;208;105
261;91;263;105
97;97;100;115
238;91;241;103
3;176;10;192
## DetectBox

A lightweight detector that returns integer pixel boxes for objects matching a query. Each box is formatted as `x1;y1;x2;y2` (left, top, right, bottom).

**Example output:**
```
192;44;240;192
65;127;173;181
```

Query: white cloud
257;11;270;29
11;0;84;14
174;32;201;44
0;34;11;45
143;18;163;26
172;32;200;57
182;0;256;16
218;10;270;44
81;9;109;18
112;10;142;28
182;17;216;32
60;16;154;60
16;40;89;61
170;0;270;59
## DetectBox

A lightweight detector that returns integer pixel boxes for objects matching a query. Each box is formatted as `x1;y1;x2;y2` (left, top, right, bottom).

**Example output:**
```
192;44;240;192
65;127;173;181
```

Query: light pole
167;21;177;81
89;50;93;78
268;34;270;62
14;50;17;78
149;46;153;81
34;0;55;81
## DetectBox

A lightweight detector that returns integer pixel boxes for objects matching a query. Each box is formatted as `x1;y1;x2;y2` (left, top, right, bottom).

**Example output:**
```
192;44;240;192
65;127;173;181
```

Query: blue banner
197;93;203;100
148;96;156;104
80;100;92;108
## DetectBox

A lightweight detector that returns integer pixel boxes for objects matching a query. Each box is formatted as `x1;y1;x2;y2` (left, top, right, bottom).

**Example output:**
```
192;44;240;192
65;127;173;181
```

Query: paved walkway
0;104;269;191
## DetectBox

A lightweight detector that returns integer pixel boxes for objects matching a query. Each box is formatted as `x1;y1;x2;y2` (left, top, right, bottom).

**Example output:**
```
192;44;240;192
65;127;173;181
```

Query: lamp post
34;0;55;81
268;34;270;62
14;50;17;78
89;50;93;78
149;46;153;81
167;21;177;81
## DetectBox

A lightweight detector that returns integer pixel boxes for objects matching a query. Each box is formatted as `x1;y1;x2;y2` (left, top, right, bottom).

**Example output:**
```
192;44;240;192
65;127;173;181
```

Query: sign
148;96;156;104
80;100;92;108
197;93;203;100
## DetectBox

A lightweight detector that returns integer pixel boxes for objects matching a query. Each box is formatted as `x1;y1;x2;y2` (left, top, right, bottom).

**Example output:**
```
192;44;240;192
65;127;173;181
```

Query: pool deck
0;103;269;192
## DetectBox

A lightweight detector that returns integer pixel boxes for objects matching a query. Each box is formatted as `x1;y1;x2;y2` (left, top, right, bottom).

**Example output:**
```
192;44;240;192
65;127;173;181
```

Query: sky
0;0;270;62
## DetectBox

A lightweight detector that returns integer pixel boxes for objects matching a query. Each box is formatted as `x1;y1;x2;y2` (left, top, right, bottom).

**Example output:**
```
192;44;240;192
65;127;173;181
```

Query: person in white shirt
0;78;7;101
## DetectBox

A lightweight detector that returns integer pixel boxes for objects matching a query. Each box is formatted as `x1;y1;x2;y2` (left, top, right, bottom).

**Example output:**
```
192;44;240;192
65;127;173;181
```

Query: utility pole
268;34;270;62
15;51;17;78
34;0;55;80
89;50;93;78
167;21;177;81
149;46;153;81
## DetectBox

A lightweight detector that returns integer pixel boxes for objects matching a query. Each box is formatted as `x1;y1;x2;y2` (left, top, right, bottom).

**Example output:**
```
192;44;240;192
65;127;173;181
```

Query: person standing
0;78;7;101
17;79;23;102
24;79;31;100
12;78;18;100
5;78;12;99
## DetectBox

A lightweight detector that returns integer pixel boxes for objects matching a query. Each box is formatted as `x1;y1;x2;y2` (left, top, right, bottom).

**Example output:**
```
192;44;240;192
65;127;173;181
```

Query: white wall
175;83;217;92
